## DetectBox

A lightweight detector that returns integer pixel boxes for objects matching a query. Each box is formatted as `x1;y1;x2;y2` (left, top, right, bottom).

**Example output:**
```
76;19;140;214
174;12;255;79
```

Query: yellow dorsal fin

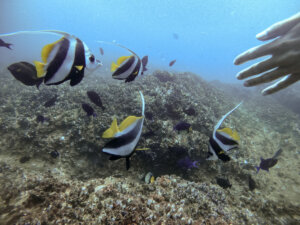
150;176;155;183
41;37;64;63
111;62;119;72
102;118;119;138
218;127;240;141
119;116;142;131
136;147;150;151
117;55;131;65
75;65;83;71
34;61;46;78
232;130;240;141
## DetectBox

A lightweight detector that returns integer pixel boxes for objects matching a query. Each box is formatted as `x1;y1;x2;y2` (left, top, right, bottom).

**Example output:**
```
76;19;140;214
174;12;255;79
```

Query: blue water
0;0;299;82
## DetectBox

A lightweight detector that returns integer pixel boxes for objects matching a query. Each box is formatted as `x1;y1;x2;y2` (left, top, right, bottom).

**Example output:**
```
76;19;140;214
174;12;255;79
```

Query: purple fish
256;149;282;173
100;47;104;55
169;59;176;67
177;156;199;169
141;55;148;75
87;91;105;110
82;103;96;117
44;95;58;108
36;115;49;123
0;38;12;49
173;121;191;132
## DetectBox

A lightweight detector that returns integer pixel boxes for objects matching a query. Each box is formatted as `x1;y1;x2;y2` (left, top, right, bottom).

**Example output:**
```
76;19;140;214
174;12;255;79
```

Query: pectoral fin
75;65;84;71
34;61;46;78
136;147;150;151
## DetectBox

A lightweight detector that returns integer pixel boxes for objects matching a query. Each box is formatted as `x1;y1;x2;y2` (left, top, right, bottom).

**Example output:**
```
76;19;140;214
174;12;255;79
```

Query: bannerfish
110;48;148;82
177;156;199;169
207;102;243;162
102;91;145;170
44;95;58;107
7;61;43;89
144;172;155;184
87;91;105;110
141;55;148;75
99;47;104;55
216;177;232;189
169;60;176;67
82;103;96;117
256;149;282;173
0;30;102;86
0;38;12;49
173;121;192;132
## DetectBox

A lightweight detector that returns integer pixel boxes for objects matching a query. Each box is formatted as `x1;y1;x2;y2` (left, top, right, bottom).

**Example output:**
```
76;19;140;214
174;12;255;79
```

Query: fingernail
256;31;267;40
236;73;242;80
244;81;250;87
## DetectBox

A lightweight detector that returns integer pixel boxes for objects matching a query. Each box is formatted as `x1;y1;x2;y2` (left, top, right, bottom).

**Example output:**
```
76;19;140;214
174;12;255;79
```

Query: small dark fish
19;156;30;163
0;38;12;49
141;55;148;75
169;60;176;67
173;121;191;132
256;149;282;172
173;33;179;40
184;107;196;116
100;47;104;55
248;175;256;191
87;91;105;110
145;112;153;121
82;103;96;117
7;62;43;89
44;95;58;108
216;177;232;189
50;150;59;158
36;115;48;123
177;156;199;169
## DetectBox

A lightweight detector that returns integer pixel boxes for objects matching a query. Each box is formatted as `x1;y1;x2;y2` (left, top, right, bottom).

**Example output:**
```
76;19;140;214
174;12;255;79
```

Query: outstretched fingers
243;68;287;87
236;57;277;80
262;73;300;95
233;41;275;65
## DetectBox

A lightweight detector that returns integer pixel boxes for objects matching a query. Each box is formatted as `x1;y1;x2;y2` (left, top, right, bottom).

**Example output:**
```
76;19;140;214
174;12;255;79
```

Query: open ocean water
0;1;299;224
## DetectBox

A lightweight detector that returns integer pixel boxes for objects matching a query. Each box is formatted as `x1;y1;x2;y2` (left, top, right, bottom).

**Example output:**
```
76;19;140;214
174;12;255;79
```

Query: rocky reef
0;69;299;224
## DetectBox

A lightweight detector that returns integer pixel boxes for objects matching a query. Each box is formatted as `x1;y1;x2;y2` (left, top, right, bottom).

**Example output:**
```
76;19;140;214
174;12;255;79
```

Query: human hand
234;12;300;95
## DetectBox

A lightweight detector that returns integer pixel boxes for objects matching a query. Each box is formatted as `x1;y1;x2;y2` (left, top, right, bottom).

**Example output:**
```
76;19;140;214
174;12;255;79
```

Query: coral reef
0;69;299;224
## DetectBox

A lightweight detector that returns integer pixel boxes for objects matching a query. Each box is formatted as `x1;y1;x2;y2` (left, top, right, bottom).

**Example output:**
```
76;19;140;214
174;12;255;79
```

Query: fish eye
89;55;95;63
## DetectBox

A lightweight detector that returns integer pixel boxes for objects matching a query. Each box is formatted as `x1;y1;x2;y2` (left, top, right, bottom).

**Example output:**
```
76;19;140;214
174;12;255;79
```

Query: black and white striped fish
0;30;102;86
102;91;145;170
207;102;243;162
